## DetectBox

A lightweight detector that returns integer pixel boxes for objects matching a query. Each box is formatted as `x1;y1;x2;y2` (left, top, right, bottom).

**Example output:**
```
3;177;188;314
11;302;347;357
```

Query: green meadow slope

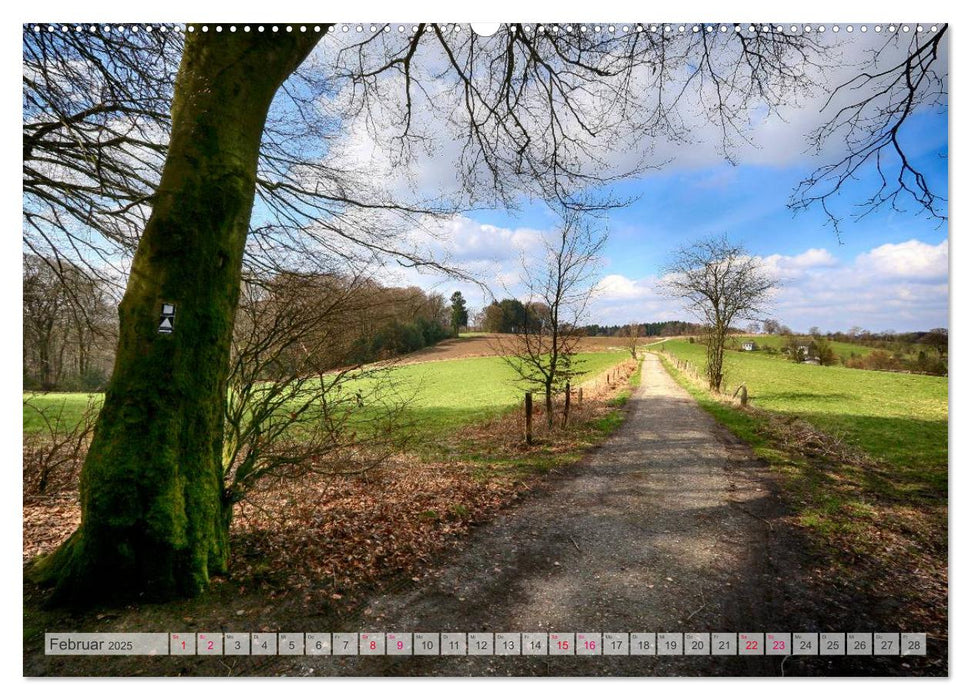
659;339;947;473
24;351;630;439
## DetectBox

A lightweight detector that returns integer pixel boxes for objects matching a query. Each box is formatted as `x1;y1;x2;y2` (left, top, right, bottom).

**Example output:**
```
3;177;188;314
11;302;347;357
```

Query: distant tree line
580;320;711;338
472;309;725;341
479;298;552;334
238;274;454;371
23;254;457;391
761;318;948;357
480;310;732;343
23;255;117;392
816;327;947;375
826;327;948;358
344;283;453;365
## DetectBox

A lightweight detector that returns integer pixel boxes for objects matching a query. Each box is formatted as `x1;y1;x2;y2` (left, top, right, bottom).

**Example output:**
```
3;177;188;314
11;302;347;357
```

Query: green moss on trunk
34;29;322;604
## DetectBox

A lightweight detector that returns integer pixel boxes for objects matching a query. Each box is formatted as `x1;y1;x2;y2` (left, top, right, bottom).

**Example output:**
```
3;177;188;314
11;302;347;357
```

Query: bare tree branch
493;208;606;429
663;233;776;391
790;25;948;232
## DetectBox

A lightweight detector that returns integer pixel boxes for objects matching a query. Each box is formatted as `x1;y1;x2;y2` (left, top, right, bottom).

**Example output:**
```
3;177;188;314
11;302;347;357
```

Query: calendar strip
45;632;927;656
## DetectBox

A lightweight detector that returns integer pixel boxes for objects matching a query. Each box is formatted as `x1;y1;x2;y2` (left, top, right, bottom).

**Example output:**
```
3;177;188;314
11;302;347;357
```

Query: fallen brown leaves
230;456;521;598
23;493;80;561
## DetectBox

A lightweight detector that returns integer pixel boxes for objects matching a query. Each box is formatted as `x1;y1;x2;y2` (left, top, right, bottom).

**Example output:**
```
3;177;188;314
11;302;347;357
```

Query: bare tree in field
496;212;606;430
624;323;642;360
663;235;775;392
23;23;947;604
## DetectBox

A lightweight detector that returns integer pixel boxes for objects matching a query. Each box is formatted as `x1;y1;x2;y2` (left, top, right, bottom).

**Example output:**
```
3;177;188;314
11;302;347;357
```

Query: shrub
23;396;98;497
811;338;838;366
844;349;904;372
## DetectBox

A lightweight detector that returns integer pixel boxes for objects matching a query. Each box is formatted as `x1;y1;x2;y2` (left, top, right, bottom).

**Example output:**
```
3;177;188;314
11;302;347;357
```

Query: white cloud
757;240;949;332
855;239;948;281
758;248;840;282
377;216;948;332
590;273;683;322
594;274;643;300
373;214;551;307
589;240;948;332
788;248;840;269
406;216;545;264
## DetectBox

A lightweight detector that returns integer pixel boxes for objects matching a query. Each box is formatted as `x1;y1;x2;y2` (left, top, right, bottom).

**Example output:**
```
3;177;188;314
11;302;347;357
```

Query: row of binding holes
30;24;940;34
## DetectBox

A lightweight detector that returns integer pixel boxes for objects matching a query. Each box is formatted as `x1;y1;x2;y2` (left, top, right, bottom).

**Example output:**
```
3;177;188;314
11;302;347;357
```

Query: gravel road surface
285;353;817;676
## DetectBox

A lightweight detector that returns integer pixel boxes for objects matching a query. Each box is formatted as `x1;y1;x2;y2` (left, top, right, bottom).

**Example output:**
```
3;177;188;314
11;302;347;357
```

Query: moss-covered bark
35;28;321;604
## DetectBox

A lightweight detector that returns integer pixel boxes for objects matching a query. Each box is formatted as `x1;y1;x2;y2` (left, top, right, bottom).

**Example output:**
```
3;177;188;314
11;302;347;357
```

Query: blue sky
393;106;948;333
300;26;950;334
475;107;948;276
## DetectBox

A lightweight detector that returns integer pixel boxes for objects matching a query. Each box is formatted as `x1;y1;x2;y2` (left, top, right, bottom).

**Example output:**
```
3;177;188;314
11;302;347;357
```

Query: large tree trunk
706;324;726;392
35;29;321;604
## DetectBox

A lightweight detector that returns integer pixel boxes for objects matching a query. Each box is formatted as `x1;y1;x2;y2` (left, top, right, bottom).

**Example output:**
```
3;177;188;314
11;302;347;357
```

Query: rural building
741;341;757;351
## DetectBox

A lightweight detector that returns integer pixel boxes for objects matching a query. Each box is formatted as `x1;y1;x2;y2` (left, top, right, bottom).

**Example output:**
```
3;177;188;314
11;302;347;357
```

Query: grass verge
656;351;947;650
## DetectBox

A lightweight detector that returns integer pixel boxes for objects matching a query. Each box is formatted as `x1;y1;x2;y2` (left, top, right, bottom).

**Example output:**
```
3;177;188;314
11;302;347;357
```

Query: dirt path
281;354;818;676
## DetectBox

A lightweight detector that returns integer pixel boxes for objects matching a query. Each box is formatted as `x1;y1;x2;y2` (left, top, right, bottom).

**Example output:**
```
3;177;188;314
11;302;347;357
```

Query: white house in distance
741;341;757;351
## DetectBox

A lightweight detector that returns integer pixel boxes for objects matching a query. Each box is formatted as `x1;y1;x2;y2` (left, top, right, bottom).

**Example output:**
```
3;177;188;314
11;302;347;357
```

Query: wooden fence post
524;392;533;445
578;387;583;407
732;384;748;406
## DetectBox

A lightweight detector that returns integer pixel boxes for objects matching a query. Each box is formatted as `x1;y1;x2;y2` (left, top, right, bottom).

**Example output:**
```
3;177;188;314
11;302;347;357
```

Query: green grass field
24;351;629;439
22;393;102;436
358;350;627;440
658;338;947;479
